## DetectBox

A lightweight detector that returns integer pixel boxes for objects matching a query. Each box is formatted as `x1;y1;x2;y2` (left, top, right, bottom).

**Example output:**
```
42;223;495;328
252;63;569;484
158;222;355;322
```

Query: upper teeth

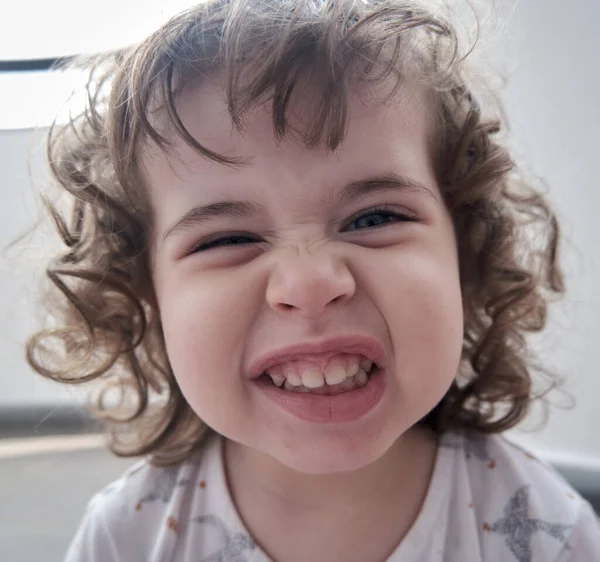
266;356;373;389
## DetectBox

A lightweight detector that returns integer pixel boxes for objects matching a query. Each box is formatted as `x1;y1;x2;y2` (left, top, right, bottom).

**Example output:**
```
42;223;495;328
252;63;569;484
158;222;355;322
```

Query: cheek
372;243;464;391
156;269;260;411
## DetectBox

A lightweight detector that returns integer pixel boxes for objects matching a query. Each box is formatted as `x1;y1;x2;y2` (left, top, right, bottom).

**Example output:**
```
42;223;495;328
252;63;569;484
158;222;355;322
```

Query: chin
266;428;397;475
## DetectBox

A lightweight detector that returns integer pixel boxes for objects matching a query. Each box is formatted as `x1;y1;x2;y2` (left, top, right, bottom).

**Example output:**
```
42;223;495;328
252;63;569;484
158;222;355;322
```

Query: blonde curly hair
26;0;564;465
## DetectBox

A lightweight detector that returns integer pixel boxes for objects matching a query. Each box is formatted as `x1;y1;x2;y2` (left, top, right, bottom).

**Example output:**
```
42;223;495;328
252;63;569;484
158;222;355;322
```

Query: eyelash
189;206;418;254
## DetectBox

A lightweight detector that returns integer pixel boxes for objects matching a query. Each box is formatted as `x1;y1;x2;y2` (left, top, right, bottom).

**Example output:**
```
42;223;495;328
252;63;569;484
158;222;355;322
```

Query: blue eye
345;208;417;232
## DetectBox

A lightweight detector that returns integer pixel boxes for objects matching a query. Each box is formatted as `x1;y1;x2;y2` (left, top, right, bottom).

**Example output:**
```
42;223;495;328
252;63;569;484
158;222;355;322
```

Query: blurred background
1;0;599;560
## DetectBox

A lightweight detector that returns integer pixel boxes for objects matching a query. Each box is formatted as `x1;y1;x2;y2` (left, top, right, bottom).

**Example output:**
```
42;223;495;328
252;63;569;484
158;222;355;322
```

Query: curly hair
26;0;564;465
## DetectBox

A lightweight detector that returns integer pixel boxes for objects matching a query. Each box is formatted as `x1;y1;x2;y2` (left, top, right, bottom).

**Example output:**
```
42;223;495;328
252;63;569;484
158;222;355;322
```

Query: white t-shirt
65;430;600;561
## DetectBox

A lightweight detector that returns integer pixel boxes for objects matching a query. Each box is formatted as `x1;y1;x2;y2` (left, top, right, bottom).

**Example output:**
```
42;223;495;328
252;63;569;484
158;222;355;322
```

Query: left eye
345;208;417;232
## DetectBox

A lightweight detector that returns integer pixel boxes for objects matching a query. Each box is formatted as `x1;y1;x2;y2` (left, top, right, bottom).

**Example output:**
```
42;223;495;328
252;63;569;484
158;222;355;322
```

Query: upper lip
247;335;386;379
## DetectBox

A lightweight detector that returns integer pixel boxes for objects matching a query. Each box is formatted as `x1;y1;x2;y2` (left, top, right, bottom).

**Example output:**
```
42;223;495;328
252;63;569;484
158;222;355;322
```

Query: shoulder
440;429;600;561
64;433;221;562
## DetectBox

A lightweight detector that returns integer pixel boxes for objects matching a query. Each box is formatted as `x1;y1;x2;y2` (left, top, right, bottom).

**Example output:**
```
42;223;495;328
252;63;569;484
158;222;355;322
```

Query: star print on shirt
192;514;256;562
485;485;572;562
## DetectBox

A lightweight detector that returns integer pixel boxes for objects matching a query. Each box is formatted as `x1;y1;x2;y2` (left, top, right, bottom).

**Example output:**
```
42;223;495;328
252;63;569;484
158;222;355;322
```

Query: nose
266;250;356;317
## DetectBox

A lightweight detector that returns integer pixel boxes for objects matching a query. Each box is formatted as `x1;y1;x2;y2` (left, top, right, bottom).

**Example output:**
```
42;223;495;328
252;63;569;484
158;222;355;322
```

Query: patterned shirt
65;430;600;561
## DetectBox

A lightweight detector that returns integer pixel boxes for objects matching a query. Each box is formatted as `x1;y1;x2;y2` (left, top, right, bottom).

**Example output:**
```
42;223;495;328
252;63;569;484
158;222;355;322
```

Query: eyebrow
162;200;268;242
337;172;438;205
162;172;437;243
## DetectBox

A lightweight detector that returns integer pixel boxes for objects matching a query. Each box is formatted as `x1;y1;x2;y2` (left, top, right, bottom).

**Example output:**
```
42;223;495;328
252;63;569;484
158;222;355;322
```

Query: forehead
139;77;438;207
143;71;436;158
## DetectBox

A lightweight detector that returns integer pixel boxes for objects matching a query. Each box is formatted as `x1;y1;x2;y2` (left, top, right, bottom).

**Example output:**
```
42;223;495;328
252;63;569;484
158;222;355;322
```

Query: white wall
0;0;598;466
0;128;85;407
494;0;600;466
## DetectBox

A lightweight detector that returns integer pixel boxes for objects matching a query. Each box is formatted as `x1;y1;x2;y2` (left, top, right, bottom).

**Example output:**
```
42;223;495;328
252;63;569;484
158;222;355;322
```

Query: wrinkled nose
266;252;356;317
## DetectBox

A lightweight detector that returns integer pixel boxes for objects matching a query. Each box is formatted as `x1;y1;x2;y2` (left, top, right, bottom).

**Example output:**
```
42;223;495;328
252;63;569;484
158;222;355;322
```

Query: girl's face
144;80;464;474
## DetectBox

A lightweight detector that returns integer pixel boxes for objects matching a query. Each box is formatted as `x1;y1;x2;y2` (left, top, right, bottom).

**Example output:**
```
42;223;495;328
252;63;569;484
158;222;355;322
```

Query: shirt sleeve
63;495;121;562
556;501;600;561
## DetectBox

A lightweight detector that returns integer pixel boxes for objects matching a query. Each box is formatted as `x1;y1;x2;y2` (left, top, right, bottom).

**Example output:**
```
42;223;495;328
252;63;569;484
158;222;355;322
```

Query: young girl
27;0;600;560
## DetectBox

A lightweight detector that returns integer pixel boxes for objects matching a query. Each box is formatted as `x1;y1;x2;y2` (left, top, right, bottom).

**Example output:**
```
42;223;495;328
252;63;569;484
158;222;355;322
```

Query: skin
143;78;464;561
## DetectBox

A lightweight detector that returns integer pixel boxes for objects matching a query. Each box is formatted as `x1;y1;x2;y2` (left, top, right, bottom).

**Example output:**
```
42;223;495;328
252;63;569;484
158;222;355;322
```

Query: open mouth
257;354;379;396
251;344;388;422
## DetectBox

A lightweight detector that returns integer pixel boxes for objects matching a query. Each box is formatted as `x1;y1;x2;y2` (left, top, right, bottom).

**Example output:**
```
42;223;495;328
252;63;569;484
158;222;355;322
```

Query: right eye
190;234;259;253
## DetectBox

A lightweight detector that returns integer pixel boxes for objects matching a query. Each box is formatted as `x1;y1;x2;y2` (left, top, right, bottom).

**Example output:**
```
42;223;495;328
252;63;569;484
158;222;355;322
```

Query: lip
254;367;387;423
247;334;387;379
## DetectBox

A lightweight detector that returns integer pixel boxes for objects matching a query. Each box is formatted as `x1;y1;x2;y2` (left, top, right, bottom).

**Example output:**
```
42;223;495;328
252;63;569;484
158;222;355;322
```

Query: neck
224;426;439;562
